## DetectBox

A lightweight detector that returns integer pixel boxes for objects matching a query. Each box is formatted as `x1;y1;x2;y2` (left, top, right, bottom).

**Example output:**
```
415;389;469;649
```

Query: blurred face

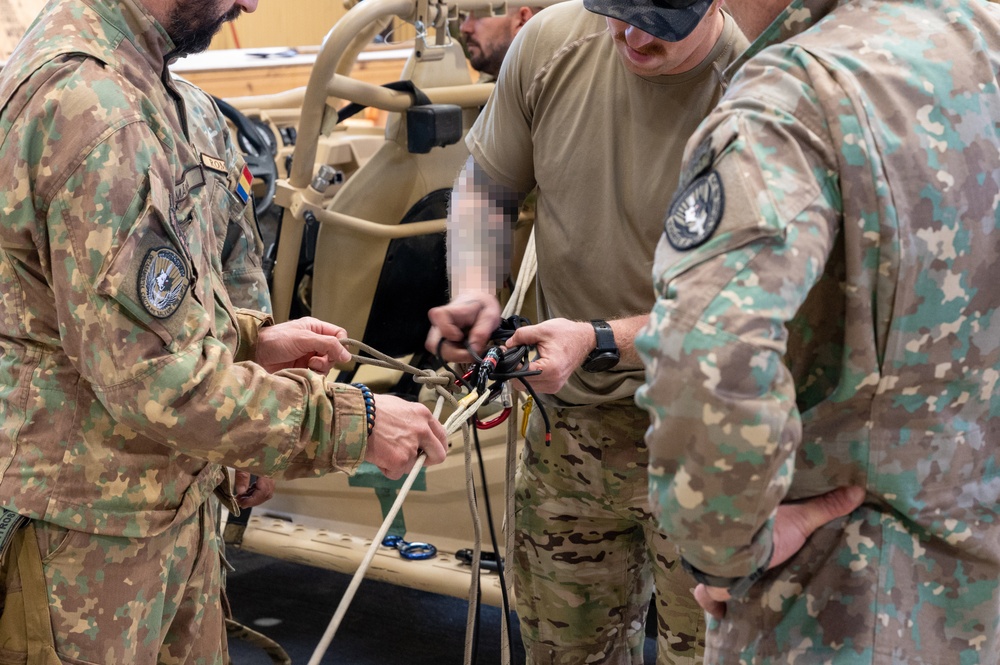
605;2;723;77
459;10;523;77
167;0;258;55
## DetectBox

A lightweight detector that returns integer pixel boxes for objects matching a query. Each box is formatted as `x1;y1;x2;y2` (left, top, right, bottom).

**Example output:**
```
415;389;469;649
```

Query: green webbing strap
347;462;427;538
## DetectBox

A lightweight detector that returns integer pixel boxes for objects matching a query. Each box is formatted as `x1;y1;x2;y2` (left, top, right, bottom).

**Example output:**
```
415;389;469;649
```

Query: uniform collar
82;0;176;75
725;0;840;79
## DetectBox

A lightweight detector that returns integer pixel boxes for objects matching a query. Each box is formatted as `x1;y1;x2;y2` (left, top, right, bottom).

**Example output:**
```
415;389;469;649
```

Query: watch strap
590;319;615;351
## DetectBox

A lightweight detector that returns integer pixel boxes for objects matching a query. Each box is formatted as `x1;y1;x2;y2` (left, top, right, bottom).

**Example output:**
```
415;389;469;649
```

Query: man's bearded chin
169;5;243;56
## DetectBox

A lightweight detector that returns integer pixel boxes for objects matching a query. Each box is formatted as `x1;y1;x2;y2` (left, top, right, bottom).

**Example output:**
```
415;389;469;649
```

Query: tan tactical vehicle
218;0;562;613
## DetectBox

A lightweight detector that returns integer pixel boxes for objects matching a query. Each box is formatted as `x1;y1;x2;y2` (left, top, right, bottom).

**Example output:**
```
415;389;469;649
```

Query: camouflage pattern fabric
0;0;368;542
515;400;704;664
0;0;369;659
0;502;226;664
635;0;1000;662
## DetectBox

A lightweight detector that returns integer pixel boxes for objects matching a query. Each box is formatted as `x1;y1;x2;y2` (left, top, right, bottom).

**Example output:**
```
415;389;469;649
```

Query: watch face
583;351;620;373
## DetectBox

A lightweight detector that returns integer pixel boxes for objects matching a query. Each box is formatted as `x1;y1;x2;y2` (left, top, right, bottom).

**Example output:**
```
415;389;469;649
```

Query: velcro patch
664;170;725;251
235;164;253;205
138;247;190;319
678;139;715;191
201;153;228;175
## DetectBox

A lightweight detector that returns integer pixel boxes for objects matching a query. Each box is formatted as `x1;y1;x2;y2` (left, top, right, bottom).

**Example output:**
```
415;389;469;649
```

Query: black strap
336;80;432;125
220;217;244;265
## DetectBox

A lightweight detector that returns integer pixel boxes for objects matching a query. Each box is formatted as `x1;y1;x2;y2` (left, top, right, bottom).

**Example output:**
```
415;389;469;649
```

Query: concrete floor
224;547;524;664
224;548;657;664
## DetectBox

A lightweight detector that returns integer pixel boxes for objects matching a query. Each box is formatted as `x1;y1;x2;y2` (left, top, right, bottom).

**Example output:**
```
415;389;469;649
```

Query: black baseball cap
583;0;714;42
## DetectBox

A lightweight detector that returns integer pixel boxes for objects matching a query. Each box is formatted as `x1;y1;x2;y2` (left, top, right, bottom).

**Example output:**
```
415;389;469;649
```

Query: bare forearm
606;314;651;367
447;155;524;296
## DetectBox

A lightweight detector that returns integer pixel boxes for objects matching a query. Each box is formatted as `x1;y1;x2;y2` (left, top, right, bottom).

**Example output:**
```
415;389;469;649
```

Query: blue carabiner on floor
399;541;437;560
382;535;437;560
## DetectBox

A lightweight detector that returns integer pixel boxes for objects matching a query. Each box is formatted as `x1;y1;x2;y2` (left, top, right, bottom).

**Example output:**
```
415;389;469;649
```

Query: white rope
501;227;536;320
307;383;492;665
494;228;535;662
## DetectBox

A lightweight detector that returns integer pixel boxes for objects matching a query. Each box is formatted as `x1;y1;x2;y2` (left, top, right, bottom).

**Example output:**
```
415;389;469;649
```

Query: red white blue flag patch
235;164;253;205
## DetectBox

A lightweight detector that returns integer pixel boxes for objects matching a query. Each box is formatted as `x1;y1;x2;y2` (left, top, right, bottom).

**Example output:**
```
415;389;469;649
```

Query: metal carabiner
399;541;437;560
381;535;437;560
381;535;405;549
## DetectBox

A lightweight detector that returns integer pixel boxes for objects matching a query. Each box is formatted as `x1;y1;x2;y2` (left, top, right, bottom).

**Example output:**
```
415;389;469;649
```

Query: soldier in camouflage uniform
636;0;1000;662
427;1;748;662
0;0;449;662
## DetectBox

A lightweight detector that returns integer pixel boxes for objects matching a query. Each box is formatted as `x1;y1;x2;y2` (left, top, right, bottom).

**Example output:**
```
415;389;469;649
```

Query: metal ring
381;535;405;548
399;541;437;560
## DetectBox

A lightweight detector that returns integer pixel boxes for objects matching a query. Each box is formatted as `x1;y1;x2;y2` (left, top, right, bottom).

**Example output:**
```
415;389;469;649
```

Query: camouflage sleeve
44;110;365;478
635;53;842;582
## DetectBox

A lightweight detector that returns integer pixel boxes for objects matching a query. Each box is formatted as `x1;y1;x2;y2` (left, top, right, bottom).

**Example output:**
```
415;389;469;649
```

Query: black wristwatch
582;319;620;372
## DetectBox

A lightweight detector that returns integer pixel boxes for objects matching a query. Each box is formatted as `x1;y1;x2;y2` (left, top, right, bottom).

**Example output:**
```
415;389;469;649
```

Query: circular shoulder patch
138;248;189;319
664;170;725;251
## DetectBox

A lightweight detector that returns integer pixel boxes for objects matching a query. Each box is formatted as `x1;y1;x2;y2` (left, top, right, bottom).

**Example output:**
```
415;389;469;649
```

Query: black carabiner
455;548;502;572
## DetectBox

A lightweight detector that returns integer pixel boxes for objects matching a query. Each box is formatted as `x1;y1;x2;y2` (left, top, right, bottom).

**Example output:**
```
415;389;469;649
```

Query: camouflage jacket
636;0;1000;661
0;0;367;538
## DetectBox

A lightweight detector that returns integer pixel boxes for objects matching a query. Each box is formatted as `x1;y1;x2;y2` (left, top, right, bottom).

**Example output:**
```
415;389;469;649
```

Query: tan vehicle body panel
222;0;564;607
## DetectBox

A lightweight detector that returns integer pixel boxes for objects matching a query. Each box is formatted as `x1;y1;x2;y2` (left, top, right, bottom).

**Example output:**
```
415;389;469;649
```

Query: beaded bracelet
351;383;376;437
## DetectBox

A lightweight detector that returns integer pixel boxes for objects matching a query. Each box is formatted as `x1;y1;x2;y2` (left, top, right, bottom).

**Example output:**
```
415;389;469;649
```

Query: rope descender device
446;315;545;432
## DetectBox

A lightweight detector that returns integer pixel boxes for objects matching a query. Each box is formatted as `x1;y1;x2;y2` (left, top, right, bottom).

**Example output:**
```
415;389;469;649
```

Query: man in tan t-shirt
459;5;541;80
427;1;747;663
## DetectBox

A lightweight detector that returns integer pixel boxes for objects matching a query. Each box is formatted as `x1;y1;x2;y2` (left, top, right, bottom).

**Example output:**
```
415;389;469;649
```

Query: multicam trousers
514;398;704;664
0;501;227;665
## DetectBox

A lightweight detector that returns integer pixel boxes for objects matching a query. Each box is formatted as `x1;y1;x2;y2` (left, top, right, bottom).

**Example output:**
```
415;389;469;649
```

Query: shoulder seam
525;29;607;102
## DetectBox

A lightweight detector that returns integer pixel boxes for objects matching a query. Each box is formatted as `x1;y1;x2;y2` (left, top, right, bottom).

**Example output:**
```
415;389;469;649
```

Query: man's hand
426;292;501;362
504;318;595;394
695;485;867;619
364;394;449;480
255;317;351;373
233;471;275;508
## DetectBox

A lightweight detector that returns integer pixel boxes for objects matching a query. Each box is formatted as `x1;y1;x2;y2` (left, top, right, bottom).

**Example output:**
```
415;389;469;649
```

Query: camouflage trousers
0;501;227;665
514;398;704;664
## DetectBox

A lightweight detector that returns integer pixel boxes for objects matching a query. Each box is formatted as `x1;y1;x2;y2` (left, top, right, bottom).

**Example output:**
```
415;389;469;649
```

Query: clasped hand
695;486;866;619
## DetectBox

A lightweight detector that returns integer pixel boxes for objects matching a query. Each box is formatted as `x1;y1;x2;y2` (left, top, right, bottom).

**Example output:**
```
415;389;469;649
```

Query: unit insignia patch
138;248;189;319
664;170;725;251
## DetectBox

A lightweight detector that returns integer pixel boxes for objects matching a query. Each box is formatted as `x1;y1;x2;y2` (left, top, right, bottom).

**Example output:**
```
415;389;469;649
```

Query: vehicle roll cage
227;0;564;322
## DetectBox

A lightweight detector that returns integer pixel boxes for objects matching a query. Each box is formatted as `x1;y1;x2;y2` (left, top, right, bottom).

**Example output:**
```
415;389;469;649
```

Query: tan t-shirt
467;0;748;405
